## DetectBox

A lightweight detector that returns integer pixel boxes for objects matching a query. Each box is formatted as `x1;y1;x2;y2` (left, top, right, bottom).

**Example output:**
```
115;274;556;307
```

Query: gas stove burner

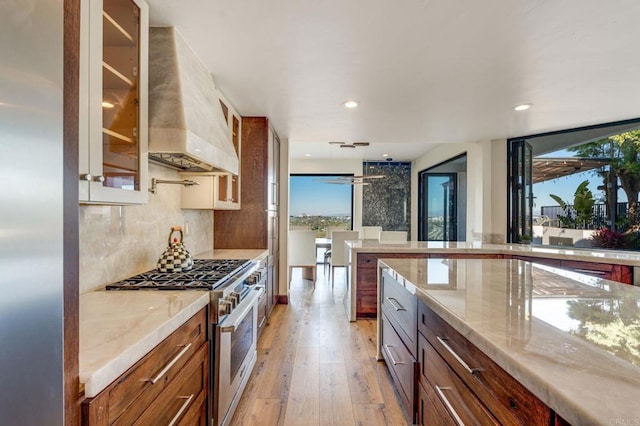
105;258;252;291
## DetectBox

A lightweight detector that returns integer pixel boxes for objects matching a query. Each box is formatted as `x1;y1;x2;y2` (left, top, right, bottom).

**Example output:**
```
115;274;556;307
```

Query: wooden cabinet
357;253;429;318
214;117;281;315
380;270;418;421
79;0;149;204
511;255;633;284
417;300;551;425
418;333;498;425
82;308;208;425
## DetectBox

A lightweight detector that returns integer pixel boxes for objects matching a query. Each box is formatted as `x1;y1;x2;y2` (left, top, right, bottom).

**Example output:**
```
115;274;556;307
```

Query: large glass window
289;174;353;236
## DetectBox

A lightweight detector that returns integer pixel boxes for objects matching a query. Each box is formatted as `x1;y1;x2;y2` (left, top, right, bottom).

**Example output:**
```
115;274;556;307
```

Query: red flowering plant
590;227;635;249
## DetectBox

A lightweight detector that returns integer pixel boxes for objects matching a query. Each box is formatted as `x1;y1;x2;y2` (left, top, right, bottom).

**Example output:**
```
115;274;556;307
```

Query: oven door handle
220;287;264;333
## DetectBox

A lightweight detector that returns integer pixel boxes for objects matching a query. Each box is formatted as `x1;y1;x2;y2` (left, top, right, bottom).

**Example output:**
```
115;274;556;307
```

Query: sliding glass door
508;140;533;242
419;173;457;241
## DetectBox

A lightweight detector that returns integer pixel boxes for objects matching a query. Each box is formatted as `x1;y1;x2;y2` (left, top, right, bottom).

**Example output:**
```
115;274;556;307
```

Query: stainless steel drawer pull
385;297;406;311
148;343;192;384
435;386;465;426
383;344;405;365
573;268;606;276
437;337;478;375
258;316;267;329
168;394;194;426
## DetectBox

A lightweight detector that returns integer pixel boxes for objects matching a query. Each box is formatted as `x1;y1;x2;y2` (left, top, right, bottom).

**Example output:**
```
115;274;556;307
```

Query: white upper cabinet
79;0;149;204
181;92;241;210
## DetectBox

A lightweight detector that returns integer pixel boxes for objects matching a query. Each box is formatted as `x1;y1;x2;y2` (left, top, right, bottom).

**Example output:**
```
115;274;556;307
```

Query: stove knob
219;300;233;316
229;292;241;306
247;272;261;285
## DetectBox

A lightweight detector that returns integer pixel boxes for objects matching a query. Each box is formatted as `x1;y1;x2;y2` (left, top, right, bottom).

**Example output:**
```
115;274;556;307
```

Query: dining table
315;238;331;264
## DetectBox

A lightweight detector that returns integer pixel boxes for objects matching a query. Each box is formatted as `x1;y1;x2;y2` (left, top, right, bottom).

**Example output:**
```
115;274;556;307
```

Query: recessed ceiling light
382;154;389;157
343;100;359;109
102;101;115;109
514;103;532;111
305;153;311;157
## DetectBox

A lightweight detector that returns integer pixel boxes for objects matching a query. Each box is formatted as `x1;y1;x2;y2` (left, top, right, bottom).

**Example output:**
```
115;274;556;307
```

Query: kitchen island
345;240;640;321
377;257;640;425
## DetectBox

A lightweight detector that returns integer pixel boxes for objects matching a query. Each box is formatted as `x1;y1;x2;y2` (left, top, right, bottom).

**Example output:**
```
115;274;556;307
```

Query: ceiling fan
329;141;370;148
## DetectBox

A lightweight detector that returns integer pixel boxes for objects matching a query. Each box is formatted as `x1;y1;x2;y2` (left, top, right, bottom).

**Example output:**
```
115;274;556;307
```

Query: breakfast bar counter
345;241;640;321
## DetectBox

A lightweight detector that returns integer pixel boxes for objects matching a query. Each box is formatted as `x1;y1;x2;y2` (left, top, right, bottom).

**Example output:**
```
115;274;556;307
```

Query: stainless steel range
106;258;267;426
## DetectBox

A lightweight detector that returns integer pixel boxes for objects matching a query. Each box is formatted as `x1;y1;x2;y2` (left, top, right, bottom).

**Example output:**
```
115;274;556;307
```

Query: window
289;174;353;237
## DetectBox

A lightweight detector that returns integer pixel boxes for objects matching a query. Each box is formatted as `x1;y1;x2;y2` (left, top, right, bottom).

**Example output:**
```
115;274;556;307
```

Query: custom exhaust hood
148;27;239;174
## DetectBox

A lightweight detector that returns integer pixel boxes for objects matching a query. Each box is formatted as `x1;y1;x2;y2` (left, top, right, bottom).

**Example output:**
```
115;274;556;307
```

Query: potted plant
519;234;532;244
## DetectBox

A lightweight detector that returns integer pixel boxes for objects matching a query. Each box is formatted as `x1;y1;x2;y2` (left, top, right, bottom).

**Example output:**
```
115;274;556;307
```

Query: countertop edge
81;293;209;398
349;242;640;267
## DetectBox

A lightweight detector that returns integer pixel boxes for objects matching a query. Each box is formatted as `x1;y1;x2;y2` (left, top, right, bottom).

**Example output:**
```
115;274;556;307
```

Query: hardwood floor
231;266;410;425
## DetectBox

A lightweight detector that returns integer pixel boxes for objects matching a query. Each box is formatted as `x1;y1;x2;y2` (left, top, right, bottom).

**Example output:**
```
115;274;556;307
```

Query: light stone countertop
379;257;640;425
79;291;209;398
196;248;269;261
347;240;640;266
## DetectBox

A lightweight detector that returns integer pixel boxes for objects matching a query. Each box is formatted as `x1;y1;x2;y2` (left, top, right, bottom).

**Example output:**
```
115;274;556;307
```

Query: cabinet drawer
133;342;209;425
83;308;208;425
417;382;454;426
381;270;417;354
381;313;417;419
420;334;498;425
418;301;551;425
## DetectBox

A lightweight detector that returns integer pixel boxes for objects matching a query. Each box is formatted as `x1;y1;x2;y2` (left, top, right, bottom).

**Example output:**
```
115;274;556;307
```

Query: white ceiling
145;0;640;161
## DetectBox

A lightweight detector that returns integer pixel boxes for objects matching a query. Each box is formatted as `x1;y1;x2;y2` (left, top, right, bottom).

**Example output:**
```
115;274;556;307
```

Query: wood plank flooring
231;266;410;426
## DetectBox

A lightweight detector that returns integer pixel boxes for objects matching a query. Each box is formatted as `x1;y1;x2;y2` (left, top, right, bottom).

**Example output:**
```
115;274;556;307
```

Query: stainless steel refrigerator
0;0;65;424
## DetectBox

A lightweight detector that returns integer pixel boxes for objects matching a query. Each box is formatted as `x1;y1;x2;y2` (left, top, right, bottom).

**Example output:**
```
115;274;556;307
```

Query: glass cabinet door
82;0;148;204
101;0;141;191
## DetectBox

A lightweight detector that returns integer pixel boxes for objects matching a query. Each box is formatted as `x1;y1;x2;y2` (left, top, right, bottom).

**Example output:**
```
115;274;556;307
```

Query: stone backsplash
362;162;411;236
79;163;213;293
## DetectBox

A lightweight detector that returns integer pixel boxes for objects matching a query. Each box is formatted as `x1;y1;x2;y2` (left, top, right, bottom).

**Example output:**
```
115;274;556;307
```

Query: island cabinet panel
381;314;418;421
511;255;633;285
418;333;498;425
380;270;419;422
418;301;552;425
82;308;208;425
417;382;454;426
357;253;429;318
381;270;417;355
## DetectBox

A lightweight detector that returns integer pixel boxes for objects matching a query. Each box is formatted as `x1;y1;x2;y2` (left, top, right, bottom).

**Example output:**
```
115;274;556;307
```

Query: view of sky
289;175;353;216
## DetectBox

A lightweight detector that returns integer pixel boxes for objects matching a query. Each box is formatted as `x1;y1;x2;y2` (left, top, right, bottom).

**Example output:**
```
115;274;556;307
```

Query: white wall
412;140;508;243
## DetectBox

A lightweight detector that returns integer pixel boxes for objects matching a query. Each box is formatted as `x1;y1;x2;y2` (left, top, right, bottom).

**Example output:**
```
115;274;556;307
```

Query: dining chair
325;225;349;238
329;231;360;287
361;226;382;240
378;230;408;243
288;230;317;287
322;225;350;267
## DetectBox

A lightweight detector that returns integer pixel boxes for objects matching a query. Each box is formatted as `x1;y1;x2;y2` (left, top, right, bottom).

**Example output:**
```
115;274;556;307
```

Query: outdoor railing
540;202;628;229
